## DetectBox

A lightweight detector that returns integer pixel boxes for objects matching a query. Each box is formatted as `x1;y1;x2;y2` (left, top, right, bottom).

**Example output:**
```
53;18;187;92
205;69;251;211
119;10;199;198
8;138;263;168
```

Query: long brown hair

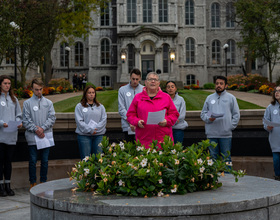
0;75;16;103
271;85;280;105
80;86;100;107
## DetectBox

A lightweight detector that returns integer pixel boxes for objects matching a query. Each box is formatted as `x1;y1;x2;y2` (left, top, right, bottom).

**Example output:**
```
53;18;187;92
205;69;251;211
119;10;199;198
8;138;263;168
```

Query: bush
191;84;200;90
86;82;96;89
48;78;71;89
95;87;104;91
228;84;238;90
184;86;191;90
203;83;215;89
160;80;167;91
69;137;245;197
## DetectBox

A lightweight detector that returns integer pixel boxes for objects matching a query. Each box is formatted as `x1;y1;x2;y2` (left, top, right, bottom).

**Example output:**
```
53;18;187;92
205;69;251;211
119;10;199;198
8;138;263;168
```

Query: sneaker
30;183;37;190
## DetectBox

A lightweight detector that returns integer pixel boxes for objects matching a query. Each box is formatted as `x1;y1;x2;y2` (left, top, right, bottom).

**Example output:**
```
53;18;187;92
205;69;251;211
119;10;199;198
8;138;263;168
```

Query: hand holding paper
146;109;166;125
3;120;22;132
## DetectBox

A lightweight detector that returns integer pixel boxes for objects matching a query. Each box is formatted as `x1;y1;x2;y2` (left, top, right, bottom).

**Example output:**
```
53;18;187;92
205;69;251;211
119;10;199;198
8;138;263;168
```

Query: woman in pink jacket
127;72;179;148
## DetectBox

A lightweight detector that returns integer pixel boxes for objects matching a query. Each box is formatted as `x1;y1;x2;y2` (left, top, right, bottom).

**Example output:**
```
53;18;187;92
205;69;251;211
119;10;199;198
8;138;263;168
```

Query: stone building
1;0;271;87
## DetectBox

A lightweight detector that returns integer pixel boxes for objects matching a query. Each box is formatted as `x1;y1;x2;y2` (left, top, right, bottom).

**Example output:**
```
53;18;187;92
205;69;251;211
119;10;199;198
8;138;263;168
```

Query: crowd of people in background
0;68;279;197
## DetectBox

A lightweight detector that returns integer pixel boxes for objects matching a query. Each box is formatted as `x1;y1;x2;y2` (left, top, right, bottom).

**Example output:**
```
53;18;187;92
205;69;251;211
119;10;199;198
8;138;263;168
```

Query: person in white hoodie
263;85;280;180
166;81;188;144
75;86;107;160
201;76;240;167
0;75;22;197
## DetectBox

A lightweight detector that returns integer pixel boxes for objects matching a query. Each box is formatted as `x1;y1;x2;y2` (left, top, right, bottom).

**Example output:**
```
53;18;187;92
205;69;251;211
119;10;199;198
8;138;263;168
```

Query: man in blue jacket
201;76;240;168
23;79;56;189
118;68;144;142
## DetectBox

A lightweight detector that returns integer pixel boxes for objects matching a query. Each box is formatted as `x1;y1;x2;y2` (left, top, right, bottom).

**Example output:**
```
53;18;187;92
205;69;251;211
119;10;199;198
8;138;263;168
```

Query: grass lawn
53;90;264;112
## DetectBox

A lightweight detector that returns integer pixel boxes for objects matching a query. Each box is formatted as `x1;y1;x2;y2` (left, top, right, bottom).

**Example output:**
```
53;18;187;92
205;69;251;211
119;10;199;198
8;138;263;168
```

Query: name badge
33;106;39;111
273;109;278;115
1;101;6;106
126;92;131;97
83;108;88;113
211;100;216;104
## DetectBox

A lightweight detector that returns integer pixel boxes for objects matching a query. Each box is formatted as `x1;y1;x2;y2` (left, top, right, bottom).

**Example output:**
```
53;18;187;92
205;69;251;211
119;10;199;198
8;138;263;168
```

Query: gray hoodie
22;95;56;146
172;93;188;130
75;103;107;136
118;83;144;132
263;101;280;152
200;90;240;138
0;92;22;145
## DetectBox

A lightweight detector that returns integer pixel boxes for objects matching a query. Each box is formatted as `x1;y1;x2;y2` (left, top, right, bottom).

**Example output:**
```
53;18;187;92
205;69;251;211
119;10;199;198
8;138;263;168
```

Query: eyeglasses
275;90;280;93
147;78;159;82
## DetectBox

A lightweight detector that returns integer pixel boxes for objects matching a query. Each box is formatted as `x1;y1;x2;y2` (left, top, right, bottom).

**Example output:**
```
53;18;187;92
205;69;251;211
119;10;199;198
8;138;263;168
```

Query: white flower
159;151;163;155
146;169;150;173
175;159;180;165
118;180;124;186
140;160;147;167
111;142;116;147
200;167;205;173
147;148;151;154
171;187;177;193
113;152;117;157
84;168;90;174
158;179;163;184
157;191;164;197
197;158;203;165
136;146;142;151
142;157;148;163
83;156;89;161
207;159;213;166
119;142;125;151
171;149;176;154
153;158;158;164
98;143;103;147
152;149;157;153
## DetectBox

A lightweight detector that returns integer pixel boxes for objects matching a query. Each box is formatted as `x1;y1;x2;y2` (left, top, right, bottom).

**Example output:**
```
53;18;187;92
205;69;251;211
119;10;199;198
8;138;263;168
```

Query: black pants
124;132;136;143
0;143;15;181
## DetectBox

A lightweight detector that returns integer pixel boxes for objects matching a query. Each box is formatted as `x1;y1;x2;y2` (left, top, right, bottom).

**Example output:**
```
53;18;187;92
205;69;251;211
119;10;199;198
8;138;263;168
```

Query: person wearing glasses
166;81;188;144
126;72;179;148
263;86;280;180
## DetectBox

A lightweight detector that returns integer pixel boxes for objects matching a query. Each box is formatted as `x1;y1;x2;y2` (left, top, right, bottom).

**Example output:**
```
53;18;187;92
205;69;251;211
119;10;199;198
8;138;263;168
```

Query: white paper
146;109;166;125
88;119;98;130
35;132;55;150
127;126;135;135
207;111;224;118
263;118;280;127
3;120;22;132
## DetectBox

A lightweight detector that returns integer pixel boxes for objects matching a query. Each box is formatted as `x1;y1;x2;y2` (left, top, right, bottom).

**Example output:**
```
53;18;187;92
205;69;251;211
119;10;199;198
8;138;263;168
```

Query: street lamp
10;21;20;89
170;53;175;62
223;43;229;77
121;54;126;63
65;46;71;80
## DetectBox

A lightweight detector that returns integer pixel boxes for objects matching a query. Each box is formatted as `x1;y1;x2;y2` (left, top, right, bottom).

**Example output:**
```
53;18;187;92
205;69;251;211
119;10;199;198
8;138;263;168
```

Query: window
212;40;221;65
226;2;235;28
6;48;14;64
75;42;84;67
143;0;152;23
211;3;220;28
227;40;235;65
127;0;136;23
101;2;110;26
185;0;194;25
186;74;196;85
101;76;110;87
60;43;69;67
159;0;168;23
186;38;195;63
101;39;110;65
163;44;169;73
128;44;135;73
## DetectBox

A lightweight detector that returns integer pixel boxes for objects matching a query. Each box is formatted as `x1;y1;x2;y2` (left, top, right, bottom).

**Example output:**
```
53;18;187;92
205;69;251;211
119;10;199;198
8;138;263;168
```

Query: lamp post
223;43;229;77
65;46;71;80
170;53;175;62
10;21;19;89
121;54;126;63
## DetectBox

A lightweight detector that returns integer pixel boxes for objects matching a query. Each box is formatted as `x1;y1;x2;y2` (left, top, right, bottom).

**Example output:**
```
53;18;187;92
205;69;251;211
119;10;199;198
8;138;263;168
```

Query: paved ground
2;90;272;220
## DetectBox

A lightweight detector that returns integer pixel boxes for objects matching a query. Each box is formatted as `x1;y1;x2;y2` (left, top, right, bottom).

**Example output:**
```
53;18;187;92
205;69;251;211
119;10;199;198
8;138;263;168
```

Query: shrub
86;82;96;89
95;87;104;91
203;83;215;89
160;80;167;91
184;85;191;90
238;84;248;91
191;84;200;90
48;78;71;88
69;137;245;197
228;84;238;90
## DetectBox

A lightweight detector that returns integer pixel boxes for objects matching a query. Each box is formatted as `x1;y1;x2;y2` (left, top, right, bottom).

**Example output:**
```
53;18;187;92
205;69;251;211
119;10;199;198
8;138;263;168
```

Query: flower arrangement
95;87;104;91
184;85;191;90
69;137;245;197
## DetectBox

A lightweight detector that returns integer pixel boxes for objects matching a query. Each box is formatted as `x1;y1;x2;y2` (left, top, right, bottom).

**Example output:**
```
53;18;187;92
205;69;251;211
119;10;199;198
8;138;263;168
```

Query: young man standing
118;68;144;142
22;79;56;188
200;76;240;167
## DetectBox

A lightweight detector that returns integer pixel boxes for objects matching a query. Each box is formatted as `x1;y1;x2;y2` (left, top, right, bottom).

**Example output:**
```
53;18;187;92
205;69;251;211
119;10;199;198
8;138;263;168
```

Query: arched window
211;3;220;28
226;2;235;28
212;40;221;65
101;39;110;65
75;42;83;67
227;40;236;65
185;0;194;25
186;74;196;85
60;43;69;67
162;44;169;73
186;37;195;63
101;2;110;26
101;76;111;87
127;0;136;23
143;0;152;23
159;0;168;22
128;44;135;73
6;48;14;64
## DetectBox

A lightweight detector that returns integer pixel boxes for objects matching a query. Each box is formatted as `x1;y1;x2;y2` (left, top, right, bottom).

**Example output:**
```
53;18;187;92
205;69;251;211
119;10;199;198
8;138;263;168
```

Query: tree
234;0;280;82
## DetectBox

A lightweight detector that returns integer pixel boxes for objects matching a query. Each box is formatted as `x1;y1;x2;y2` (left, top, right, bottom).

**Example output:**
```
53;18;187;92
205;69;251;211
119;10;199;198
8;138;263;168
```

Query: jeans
77;135;103;160
173;129;184;144
272;152;280;177
208;138;232;163
28;145;50;184
0;143;15;181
